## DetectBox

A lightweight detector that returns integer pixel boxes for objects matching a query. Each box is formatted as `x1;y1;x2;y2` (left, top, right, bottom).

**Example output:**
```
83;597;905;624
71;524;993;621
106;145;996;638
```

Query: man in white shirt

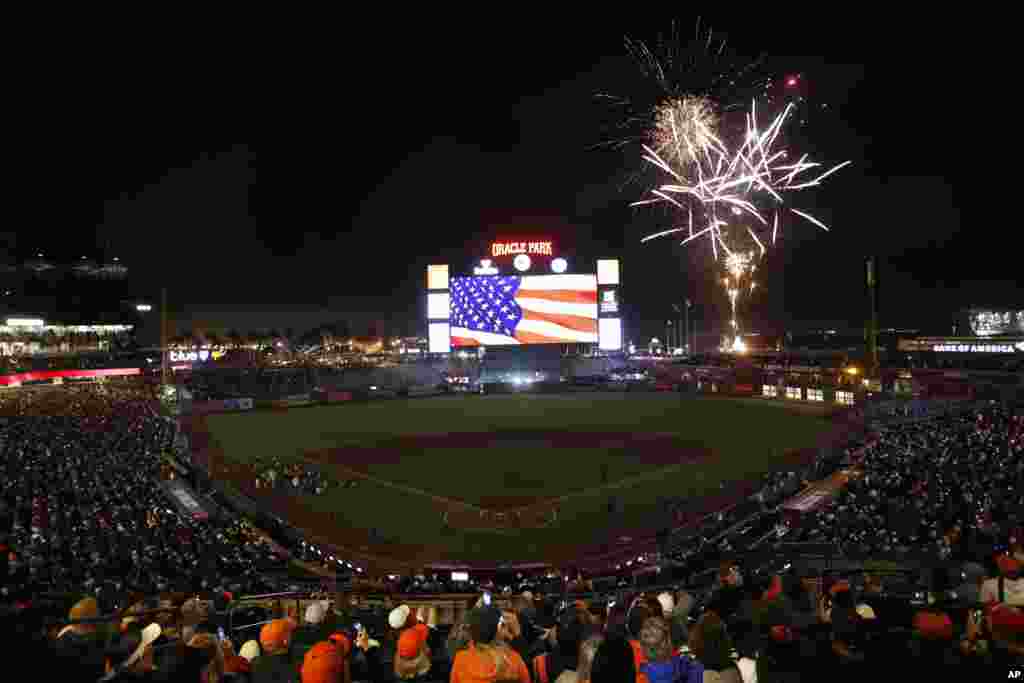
980;555;1024;607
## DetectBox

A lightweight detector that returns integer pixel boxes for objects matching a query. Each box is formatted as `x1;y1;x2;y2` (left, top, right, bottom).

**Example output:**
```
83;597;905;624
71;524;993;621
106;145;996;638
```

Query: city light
136;304;152;312
513;254;532;271
473;259;499;275
550;257;568;274
5;318;45;327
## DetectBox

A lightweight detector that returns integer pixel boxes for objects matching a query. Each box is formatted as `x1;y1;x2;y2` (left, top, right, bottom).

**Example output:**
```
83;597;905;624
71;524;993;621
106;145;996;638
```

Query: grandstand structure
2;283;1023;675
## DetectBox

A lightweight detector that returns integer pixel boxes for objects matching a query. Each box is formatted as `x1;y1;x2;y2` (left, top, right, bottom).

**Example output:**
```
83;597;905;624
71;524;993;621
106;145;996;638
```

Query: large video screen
449;274;598;346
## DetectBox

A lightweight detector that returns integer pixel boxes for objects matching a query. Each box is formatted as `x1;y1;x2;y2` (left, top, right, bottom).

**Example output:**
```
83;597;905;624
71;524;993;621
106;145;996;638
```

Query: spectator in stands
957;563;988;606
825;582;868;667
557;631;603;683
982;555;1024;606
450;607;531;683
706;563;744;623
987;604;1024;666
498;607;532;665
909;610;964;669
250;618;296;683
687;613;741;683
532;607;586;683
604;602;629;639
102;622;162;681
446;611;475;662
1010;530;1024;563
185;632;227;683
394;618;433;681
54;596;106;678
300;641;346;683
349;625;383;682
636;617;703;683
588;635;636;683
223;638;255;681
664;592;694;650
754;601;806;683
291;600;334;670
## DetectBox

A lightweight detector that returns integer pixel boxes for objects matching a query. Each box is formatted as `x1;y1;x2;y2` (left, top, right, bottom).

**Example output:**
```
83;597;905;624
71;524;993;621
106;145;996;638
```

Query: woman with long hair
688;613;741;683
637;617;703;683
450;607;531;683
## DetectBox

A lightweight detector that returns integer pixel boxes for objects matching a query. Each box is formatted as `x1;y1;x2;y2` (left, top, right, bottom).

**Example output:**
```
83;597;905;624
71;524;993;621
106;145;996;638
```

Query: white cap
389;605;411;629
855;604;876;620
124;623;162;669
239;640;261;662
656;592;675;615
522;591;534;600
305;600;329;625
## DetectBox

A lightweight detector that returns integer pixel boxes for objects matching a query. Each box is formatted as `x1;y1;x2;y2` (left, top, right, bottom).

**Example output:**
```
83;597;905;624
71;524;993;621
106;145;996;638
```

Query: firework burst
594;19;772;175
635;100;850;344
650;95;720;172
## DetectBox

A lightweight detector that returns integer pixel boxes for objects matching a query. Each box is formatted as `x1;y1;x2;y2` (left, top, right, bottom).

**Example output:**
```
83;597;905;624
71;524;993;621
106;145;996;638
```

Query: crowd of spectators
0;384;295;606
4;381;1024;677
787;401;1024;560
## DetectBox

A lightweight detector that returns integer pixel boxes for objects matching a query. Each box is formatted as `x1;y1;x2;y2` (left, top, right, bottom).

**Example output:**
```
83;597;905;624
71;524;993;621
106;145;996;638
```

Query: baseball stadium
183;391;851;572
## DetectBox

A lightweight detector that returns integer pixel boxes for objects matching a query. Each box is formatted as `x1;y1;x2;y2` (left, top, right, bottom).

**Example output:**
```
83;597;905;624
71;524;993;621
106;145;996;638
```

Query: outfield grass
205;394;836;564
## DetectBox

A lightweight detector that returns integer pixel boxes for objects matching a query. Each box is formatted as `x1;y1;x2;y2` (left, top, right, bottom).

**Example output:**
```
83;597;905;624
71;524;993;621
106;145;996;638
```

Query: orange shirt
629;639;650;683
450;644;531;683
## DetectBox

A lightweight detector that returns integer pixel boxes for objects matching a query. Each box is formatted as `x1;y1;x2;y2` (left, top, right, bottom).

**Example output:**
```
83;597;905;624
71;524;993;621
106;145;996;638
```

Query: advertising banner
223;398;254;411
265;395;313;408
191;398;254;414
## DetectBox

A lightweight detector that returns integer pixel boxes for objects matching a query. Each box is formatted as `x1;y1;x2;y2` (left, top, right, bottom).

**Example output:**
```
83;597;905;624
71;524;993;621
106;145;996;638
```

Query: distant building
953;307;1024;337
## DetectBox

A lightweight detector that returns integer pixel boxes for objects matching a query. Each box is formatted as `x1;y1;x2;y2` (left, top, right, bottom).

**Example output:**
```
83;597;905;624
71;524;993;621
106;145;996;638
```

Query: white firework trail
633;99;849;350
634;99;849;257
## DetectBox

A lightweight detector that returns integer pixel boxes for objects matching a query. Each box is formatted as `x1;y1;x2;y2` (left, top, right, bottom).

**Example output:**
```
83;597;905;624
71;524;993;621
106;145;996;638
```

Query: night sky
6;14;998;342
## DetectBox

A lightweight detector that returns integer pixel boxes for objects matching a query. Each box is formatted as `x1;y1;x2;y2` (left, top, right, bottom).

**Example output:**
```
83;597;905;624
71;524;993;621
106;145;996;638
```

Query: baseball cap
239;640;261;662
997;555;1021;575
302;641;344;683
763;576;783;602
306;600;330;625
70;597;99;621
328;632;351;657
260;618;296;650
855;604;876;620
389;605;412;630
656;592;674;615
913;611;953;640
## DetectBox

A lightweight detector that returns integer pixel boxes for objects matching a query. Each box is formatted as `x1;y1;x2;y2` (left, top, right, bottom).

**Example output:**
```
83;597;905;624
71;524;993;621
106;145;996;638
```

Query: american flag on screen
449;275;598;346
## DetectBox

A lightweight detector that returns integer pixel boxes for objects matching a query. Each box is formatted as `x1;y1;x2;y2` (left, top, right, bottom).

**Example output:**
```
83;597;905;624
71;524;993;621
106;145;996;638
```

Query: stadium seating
2;383;1023;678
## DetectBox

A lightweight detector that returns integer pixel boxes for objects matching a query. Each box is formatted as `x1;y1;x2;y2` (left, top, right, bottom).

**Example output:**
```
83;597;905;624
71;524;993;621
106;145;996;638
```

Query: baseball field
196;393;844;569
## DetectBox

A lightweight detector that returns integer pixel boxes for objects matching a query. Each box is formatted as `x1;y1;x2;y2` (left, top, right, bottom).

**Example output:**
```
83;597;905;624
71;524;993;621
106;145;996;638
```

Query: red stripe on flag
514;330;566;344
515;289;597;304
451;336;480;347
522;309;599;334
